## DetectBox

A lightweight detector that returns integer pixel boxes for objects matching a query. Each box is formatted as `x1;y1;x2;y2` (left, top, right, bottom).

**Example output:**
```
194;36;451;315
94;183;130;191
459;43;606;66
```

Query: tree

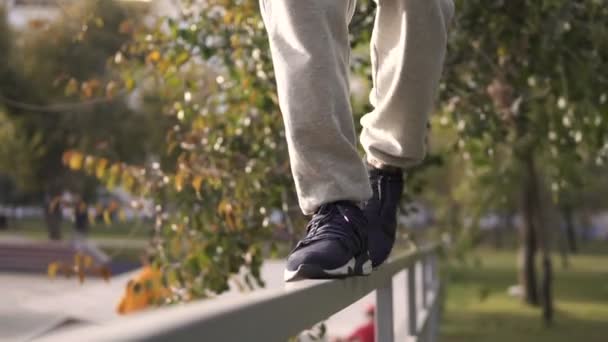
66;0;291;299
62;0;388;303
441;0;608;323
0;1;169;210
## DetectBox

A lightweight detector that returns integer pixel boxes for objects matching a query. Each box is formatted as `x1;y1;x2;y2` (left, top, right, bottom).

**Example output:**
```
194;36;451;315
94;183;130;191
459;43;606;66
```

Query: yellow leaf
217;200;234;217
125;77;135;90
118;209;127;222
84;155;96;174
157;60;170;74
230;34;240;48
106;81;118;99
88;211;96;225
192;175;203;193
48;262;60;278
192;117;206;131
69;152;84;170
65;78;79;96
167;141;178;154
103;210;112;225
497;46;508;58
121;171;134;191
62;150;74;166
83;255;93;268
147;51;161;63
175;172;185;192
175;51;190;66
74;253;83;267
96;158;109;178
242;77;250;88
81;80;100;98
234;12;244;24
110;164;122;178
223;12;233;25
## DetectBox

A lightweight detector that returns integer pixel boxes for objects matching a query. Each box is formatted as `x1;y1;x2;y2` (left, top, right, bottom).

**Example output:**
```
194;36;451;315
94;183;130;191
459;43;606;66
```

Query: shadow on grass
445;250;608;305
572;241;608;256
441;247;608;342
441;310;608;342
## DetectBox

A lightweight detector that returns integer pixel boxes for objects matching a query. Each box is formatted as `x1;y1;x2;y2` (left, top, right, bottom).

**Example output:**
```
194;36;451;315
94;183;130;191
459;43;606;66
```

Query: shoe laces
300;202;365;252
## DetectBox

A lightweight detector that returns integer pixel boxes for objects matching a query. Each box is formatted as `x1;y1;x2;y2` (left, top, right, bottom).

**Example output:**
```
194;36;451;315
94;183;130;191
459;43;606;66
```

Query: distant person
334;305;376;342
71;198;110;265
260;1;454;281
95;203;105;223
0;210;7;230
74;200;89;234
45;194;63;240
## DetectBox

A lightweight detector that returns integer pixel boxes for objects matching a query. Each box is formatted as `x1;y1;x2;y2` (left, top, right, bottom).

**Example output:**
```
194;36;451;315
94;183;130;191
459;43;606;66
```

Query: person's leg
260;0;372;281
362;0;454;169
260;0;371;216
363;0;454;267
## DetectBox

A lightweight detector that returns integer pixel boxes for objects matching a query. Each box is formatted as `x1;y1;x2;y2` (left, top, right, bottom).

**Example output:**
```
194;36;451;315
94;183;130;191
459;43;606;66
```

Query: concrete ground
0;271;135;341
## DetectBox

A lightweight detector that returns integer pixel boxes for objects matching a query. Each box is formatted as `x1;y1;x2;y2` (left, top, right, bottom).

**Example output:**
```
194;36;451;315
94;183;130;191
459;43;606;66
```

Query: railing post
376;280;395;342
429;254;438;291
421;252;440;342
406;264;418;338
421;258;429;309
428;254;440;342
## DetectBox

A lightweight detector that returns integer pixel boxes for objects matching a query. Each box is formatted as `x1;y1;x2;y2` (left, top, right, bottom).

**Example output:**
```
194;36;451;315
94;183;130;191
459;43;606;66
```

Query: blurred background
0;0;607;341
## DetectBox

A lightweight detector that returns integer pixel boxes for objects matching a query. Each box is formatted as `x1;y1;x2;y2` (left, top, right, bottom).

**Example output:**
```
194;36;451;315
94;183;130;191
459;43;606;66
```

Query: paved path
0;233;148;249
0;271;135;341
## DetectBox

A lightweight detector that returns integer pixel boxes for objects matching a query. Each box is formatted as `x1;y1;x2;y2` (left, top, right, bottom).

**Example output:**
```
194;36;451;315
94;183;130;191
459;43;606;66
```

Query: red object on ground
346;321;375;342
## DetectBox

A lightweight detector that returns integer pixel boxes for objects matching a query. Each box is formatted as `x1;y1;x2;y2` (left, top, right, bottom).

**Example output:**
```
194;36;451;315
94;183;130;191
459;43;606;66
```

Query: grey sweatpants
260;0;454;214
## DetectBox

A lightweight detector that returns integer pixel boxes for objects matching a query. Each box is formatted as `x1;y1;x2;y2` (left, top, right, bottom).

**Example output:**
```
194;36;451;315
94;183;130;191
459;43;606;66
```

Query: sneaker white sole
284;257;372;282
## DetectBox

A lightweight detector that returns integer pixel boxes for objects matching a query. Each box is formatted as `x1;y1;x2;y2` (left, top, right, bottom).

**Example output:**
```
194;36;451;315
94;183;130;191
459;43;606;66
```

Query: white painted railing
39;243;442;342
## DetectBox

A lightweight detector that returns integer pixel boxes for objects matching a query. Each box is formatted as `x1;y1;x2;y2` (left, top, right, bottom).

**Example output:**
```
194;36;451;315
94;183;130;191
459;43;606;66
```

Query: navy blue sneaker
364;165;404;268
284;201;372;282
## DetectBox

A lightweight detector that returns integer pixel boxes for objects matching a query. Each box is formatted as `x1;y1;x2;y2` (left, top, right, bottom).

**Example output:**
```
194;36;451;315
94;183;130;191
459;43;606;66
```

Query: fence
40;243;442;342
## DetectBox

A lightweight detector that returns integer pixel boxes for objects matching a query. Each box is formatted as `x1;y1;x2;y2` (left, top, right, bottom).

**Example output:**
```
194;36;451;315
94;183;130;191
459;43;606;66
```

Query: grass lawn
0;218;152;240
0;218;151;263
441;244;608;342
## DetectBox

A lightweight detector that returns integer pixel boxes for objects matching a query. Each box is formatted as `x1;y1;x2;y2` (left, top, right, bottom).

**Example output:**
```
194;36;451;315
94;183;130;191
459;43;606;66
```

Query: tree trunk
562;205;577;253
535;207;554;325
519;155;539;306
556;225;570;270
521;154;554;324
540;254;554;324
519;212;539;305
493;214;504;249
555;205;570;269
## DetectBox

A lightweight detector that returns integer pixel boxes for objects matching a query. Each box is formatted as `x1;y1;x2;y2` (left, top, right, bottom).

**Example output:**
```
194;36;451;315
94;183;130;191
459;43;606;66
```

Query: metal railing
39;243;442;342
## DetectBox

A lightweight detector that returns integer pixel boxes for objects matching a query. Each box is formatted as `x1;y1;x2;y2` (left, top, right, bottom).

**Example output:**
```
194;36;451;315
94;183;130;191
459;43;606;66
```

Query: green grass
0;218;152;239
0;218;151;263
441;244;608;342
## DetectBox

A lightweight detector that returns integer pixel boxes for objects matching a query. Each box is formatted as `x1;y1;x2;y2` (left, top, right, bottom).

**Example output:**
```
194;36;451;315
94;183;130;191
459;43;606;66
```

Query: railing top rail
39;243;440;342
